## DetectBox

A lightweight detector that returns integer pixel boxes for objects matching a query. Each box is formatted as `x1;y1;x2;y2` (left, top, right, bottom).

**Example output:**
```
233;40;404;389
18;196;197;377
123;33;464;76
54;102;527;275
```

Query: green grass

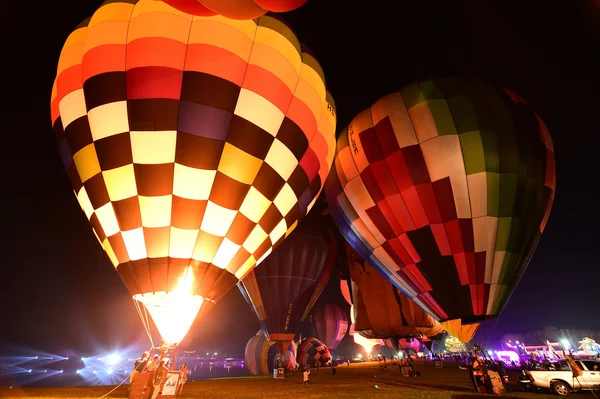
0;361;573;399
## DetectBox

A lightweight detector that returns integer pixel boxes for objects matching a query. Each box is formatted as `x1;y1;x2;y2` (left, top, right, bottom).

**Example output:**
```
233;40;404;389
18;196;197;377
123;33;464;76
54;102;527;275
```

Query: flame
134;269;205;345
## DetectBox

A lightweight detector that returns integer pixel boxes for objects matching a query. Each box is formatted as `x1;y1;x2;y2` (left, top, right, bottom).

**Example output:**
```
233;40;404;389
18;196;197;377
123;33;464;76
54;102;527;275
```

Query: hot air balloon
51;0;336;348
326;78;555;325
238;210;336;354
352;330;383;358
157;0;308;19
347;245;444;340
244;330;279;375
312;304;349;352
398;338;422;352
297;337;331;367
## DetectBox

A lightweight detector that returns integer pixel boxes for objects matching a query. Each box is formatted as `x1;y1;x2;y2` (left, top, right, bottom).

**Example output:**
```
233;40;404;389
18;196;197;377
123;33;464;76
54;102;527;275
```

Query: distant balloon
238;211;336;354
398;338;421;352
312;304;349;351
353;331;383;356
158;0;308;18
326;78;555;323
51;0;335;346
297;337;331;367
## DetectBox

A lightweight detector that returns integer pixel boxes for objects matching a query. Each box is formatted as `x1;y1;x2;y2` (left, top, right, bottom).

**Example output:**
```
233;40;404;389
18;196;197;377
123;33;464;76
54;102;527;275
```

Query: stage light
76;370;81;374
59;370;63;373
28;370;32;373
65;357;69;360
35;356;39;359
44;370;47;373
107;369;113;375
107;354;120;365
81;357;85;361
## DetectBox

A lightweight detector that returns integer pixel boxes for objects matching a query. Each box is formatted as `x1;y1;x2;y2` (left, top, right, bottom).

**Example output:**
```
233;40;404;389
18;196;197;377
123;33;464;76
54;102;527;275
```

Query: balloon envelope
158;0;307;18
238;211;336;346
312;304;349;351
51;0;336;345
326;78;555;323
297;337;331;367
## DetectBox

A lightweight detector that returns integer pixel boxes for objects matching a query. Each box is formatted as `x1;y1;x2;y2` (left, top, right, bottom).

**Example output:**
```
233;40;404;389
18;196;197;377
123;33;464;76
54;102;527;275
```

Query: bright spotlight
76;370;81;374
92;371;96;374
81;357;85;361
59;370;63;373
28;370;32;373
65;357;69;360
35;356;39;359
44;370;47;373
107;354;120;365
107;368;113;374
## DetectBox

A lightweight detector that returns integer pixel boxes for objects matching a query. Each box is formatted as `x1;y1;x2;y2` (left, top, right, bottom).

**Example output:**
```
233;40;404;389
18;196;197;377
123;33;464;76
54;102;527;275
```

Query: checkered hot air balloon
325;78;555;324
157;0;308;19
50;0;336;346
297;337;331;367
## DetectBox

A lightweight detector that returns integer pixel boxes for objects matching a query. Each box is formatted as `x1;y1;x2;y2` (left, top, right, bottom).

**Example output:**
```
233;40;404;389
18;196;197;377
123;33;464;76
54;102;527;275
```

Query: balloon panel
50;0;336;333
326;78;555;323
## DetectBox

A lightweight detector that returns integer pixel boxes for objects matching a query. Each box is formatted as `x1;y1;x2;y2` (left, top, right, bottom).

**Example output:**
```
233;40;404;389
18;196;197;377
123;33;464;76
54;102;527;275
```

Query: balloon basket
129;371;182;399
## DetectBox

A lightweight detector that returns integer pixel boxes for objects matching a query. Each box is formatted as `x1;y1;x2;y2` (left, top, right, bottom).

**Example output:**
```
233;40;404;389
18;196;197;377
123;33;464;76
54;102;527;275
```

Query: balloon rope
133;298;154;348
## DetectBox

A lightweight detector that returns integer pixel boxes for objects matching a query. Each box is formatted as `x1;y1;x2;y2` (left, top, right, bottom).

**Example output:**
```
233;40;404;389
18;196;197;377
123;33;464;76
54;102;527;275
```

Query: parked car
524;358;600;396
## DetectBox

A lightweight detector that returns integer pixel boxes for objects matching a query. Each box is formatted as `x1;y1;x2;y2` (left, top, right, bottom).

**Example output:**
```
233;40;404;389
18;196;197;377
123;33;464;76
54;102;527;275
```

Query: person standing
151;359;169;399
130;351;149;385
177;362;187;396
303;367;310;385
146;355;160;372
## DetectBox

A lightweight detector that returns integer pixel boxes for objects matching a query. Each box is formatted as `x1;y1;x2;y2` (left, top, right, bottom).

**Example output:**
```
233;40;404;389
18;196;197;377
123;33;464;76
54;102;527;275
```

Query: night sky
1;0;598;357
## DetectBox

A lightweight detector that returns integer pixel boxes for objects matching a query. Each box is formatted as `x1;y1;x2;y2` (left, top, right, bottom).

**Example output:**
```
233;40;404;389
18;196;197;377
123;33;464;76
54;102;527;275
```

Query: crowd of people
131;351;188;397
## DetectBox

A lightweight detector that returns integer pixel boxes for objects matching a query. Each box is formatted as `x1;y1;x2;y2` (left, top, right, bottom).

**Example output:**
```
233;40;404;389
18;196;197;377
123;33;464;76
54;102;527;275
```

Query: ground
0;360;593;399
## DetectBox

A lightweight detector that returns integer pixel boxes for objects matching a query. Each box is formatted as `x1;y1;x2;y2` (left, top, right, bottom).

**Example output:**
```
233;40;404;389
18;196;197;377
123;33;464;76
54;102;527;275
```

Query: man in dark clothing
130;351;150;384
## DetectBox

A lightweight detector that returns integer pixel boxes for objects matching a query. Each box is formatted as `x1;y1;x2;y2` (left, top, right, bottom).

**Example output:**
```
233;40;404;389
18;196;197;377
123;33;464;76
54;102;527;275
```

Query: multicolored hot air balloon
326;78;555;325
238;210;336;354
347;245;444;340
158;0;308;19
51;0;336;346
297;337;331;367
312;304;349;352
398;338;422;352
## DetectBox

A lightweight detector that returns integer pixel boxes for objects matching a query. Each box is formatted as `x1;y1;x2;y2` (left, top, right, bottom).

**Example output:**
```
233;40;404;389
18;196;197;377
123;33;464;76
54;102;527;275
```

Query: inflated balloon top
158;0;308;19
326;78;555;324
51;0;335;345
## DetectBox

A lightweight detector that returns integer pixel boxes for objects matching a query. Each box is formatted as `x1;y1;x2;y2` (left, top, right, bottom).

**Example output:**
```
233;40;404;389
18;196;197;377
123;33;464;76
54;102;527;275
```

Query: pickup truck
524;358;600;396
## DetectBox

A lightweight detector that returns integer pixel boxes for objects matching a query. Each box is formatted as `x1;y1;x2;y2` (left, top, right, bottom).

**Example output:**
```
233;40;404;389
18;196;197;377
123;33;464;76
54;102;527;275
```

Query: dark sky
1;0;598;357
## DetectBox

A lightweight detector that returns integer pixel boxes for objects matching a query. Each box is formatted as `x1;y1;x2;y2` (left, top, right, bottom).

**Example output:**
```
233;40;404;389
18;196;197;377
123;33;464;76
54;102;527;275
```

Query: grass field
0;360;587;399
